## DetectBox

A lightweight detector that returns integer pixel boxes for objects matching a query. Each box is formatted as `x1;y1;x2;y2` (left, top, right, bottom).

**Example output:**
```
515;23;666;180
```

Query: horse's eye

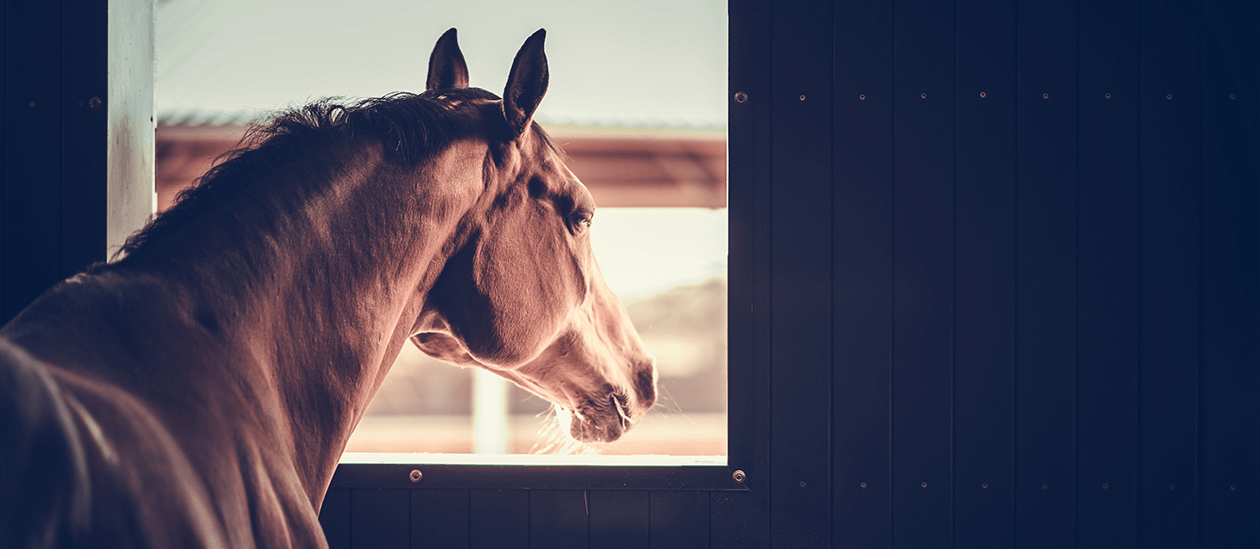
569;212;593;234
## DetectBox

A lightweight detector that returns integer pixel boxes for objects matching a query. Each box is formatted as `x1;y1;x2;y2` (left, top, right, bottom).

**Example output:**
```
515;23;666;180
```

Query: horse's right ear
503;29;549;139
427;28;469;91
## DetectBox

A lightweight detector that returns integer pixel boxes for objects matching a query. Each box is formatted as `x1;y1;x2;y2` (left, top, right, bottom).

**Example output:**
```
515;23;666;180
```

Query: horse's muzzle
568;360;656;444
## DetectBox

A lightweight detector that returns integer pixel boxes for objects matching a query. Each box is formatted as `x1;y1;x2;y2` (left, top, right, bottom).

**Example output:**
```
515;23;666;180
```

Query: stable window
155;0;735;468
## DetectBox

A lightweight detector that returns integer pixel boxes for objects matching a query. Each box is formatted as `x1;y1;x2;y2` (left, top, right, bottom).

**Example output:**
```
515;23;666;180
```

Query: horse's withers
410;29;657;444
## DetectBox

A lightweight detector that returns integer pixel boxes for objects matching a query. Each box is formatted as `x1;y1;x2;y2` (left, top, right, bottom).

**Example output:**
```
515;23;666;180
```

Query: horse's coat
0;29;655;548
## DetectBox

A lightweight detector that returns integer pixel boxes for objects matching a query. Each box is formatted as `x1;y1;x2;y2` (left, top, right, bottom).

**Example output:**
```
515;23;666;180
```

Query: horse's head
411;29;656;444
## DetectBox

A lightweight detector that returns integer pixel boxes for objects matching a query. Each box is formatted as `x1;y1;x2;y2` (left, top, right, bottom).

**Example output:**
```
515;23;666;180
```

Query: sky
156;0;729;301
156;0;727;128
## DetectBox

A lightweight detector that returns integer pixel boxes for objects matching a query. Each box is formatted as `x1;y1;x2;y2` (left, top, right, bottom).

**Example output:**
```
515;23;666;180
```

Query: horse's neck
5;142;485;509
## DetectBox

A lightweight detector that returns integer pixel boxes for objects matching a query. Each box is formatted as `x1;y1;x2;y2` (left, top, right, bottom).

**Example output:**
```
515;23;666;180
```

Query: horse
0;28;656;548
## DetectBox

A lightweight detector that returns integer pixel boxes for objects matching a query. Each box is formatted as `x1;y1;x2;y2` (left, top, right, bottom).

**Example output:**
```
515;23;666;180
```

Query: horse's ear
427;28;469;91
503;29;549;139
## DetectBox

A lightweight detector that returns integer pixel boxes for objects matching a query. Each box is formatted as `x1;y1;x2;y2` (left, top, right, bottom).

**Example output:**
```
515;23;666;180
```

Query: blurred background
155;0;726;457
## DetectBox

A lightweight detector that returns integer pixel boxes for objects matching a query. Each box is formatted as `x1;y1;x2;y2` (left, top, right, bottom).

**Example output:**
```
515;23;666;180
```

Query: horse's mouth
566;393;635;443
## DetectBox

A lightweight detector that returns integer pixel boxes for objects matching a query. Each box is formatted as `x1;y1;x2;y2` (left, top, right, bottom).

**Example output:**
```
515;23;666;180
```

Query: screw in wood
734;91;748;104
732;469;747;484
409;469;423;483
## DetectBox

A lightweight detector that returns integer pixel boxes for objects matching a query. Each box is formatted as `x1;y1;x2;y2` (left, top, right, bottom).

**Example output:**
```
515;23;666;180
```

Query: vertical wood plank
470;490;528;549
769;0;832;546
1199;1;1260;547
351;489;409;549
59;0;107;279
649;491;707;549
1076;1;1141;548
3;0;63;322
319;488;352;549
589;491;647;549
710;491;765;549
726;0;772;510
953;0;1017;547
832;0;893;546
891;0;955;546
530;490;587;549
1014;1;1078;547
1138;1;1201;547
412;489;470;549
0;0;7;299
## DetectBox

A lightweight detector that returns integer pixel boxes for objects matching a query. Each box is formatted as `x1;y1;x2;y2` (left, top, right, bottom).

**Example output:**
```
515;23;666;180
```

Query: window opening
156;0;727;464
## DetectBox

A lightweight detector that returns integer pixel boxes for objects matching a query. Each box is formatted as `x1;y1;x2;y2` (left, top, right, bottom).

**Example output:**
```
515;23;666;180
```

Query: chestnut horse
0;29;655;548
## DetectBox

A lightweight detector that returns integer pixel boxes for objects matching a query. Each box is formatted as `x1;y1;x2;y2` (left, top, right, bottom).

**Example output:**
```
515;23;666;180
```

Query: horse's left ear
503;29;549;139
427;28;469;91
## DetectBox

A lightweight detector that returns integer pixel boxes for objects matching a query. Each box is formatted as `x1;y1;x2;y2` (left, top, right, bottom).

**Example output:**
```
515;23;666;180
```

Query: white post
471;369;511;454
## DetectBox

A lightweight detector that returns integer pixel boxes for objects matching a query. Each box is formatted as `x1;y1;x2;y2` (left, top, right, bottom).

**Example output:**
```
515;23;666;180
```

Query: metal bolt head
982;483;988;489
859;94;866;100
1166;94;1173;100
1230;93;1236;100
732;469;747;484
860;482;867;488
409;469;423;483
88;96;102;109
920;92;927;99
1231;484;1237;491
734;91;748;104
921;482;927;488
799;481;806;488
1105;92;1112;99
1103;483;1109;489
1042;483;1049;490
1043;92;1049;99
799;94;806;101
980;91;986;98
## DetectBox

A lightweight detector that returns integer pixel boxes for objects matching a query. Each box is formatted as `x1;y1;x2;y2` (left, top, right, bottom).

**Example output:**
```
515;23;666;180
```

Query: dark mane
113;88;501;264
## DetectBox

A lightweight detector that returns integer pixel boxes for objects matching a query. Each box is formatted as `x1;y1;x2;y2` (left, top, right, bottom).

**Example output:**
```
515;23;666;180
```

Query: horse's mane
113;88;503;264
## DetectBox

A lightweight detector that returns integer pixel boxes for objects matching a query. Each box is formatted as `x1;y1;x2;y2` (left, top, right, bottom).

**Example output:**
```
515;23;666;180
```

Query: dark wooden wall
1;0;154;325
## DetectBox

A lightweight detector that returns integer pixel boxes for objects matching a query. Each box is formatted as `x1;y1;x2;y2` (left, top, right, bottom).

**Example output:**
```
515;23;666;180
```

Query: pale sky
156;0;727;128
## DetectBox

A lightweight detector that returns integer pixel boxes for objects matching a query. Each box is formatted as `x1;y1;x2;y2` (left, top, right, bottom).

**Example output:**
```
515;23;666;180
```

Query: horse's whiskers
529;404;600;455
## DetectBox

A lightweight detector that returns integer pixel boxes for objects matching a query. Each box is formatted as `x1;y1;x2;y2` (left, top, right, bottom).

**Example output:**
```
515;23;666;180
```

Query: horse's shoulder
0;336;233;548
0;337;91;548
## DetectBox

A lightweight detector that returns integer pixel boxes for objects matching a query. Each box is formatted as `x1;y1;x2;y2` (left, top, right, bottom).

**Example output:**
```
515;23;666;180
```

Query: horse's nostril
611;394;632;430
